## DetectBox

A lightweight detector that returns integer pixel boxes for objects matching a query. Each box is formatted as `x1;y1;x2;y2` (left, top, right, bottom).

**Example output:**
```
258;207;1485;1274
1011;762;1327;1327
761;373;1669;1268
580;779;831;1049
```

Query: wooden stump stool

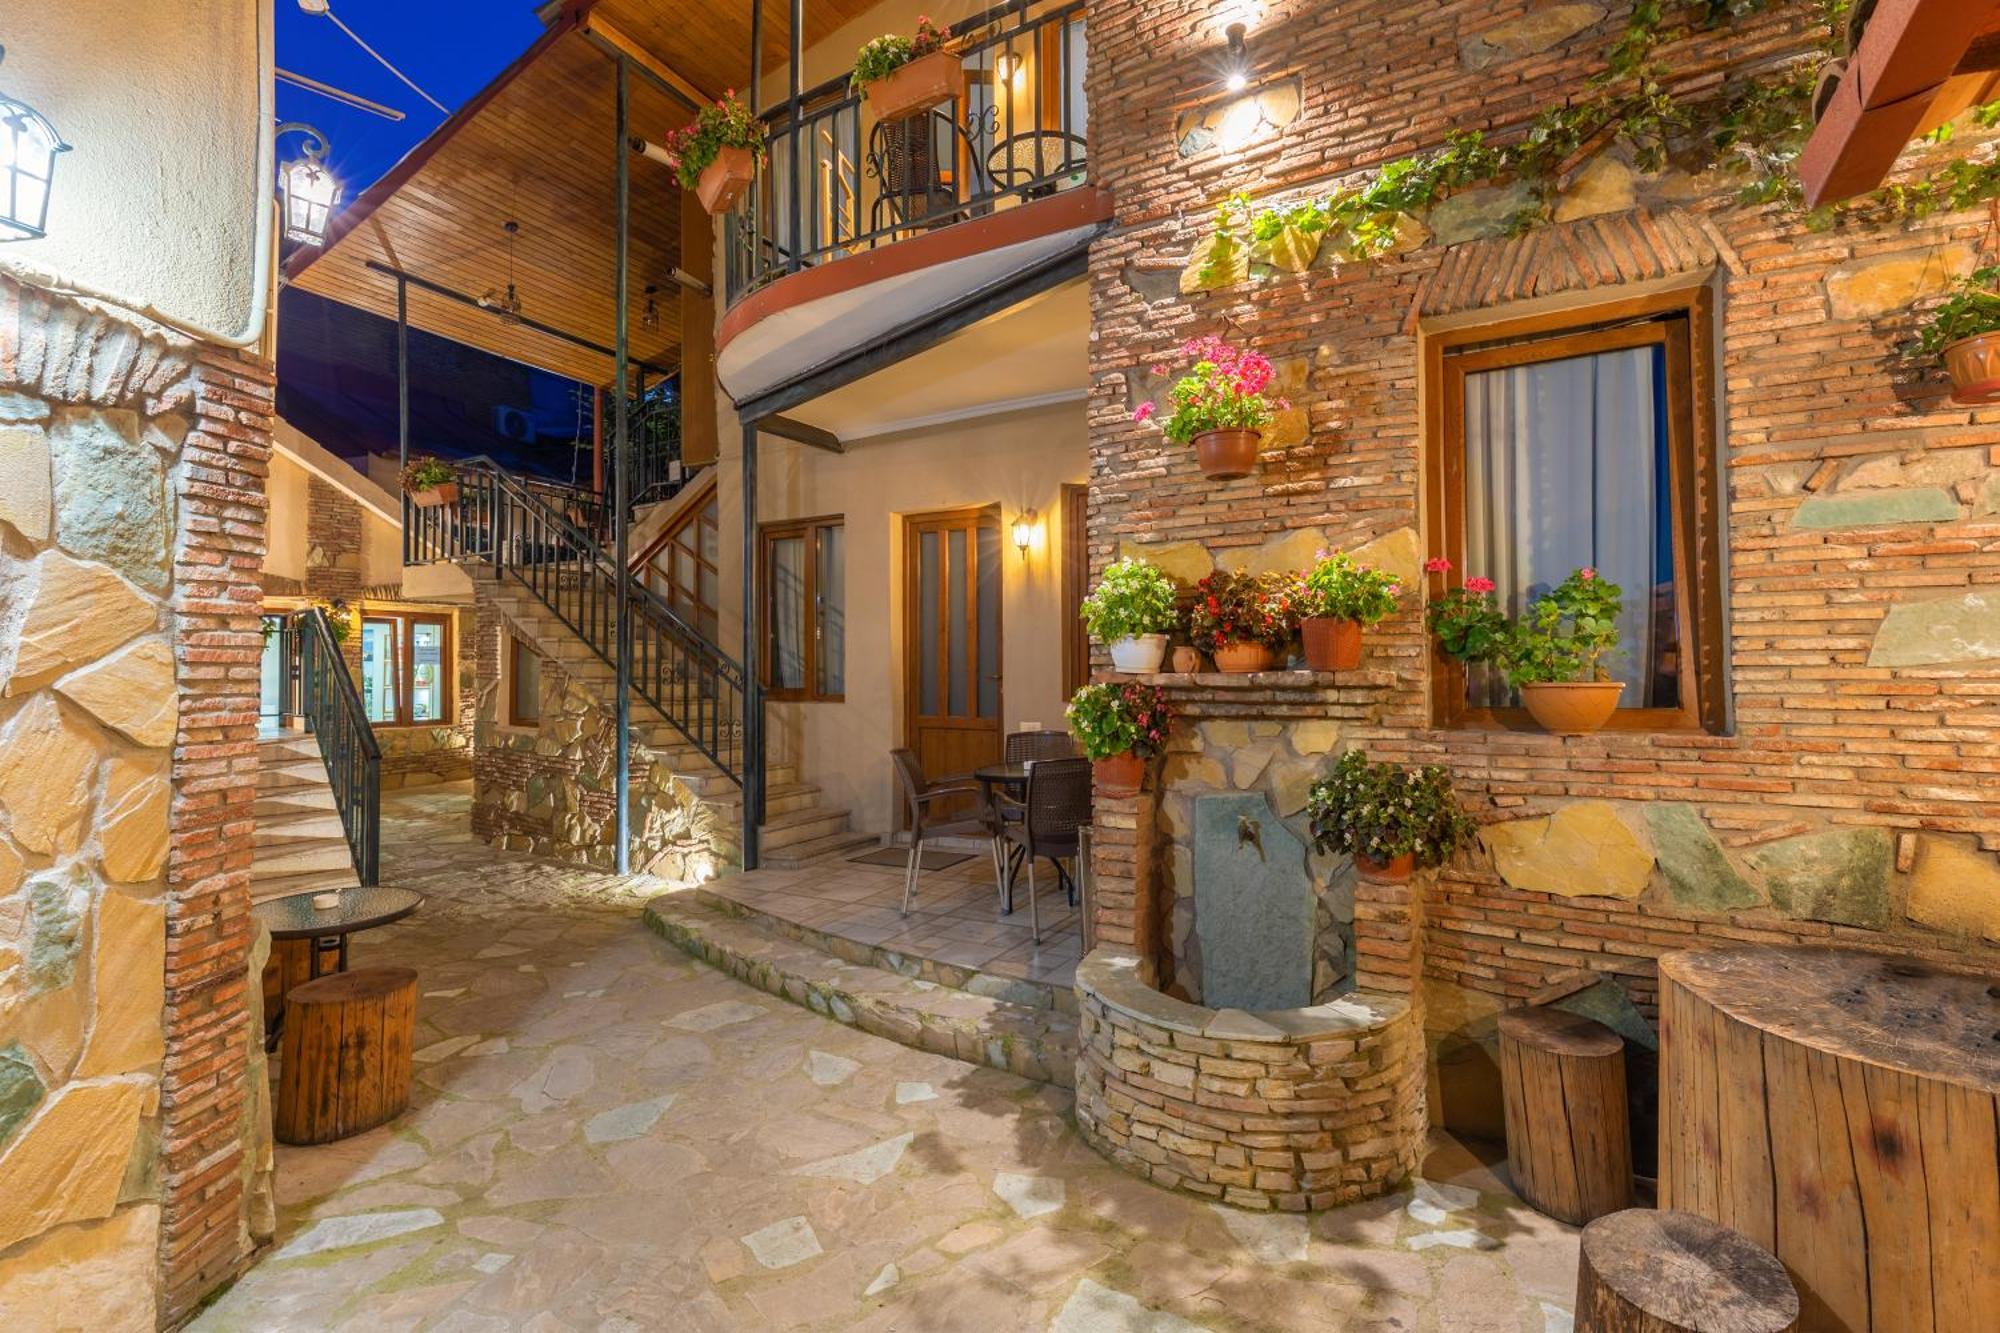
1499;1007;1633;1225
1577;1209;1798;1333
276;965;416;1145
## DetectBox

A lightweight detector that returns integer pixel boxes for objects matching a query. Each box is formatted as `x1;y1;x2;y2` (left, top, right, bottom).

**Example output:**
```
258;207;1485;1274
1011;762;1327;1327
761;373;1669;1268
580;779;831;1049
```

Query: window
508;635;542;727
642;480;720;643
1425;290;1725;733
761;516;845;701
360;610;454;727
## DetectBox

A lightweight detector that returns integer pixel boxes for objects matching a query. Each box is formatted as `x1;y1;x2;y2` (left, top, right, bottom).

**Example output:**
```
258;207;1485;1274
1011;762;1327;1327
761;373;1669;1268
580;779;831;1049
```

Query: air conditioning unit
493;406;535;442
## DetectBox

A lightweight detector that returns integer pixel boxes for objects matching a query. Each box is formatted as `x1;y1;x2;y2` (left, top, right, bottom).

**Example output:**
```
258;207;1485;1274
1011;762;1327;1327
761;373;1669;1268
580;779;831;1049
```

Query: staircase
252;731;362;903
478;571;875;872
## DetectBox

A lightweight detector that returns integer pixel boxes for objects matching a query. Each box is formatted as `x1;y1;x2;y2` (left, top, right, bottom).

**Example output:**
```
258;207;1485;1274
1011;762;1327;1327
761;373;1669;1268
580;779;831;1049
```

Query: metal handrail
403;462;747;786
279;607;381;886
726;0;1088;300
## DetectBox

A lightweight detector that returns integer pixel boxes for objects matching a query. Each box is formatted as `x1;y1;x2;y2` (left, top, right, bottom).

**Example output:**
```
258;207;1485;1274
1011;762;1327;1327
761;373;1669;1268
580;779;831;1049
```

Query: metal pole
787;0;803;274
741;419;762;870
396;276;410;473
613;53;634;875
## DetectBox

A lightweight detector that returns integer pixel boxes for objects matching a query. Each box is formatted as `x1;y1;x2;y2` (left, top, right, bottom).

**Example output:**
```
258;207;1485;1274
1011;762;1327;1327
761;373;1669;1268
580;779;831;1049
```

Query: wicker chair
1000;756;1091;943
890;748;997;915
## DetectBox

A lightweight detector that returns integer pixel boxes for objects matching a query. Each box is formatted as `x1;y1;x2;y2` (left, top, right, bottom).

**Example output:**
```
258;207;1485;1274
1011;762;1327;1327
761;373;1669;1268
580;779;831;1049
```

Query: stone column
1353;867;1426;1003
1087;787;1159;979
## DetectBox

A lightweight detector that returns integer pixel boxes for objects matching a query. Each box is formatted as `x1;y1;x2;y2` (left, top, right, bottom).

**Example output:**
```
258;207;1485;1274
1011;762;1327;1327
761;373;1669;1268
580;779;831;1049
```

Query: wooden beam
761;416;843;453
583;13;714;109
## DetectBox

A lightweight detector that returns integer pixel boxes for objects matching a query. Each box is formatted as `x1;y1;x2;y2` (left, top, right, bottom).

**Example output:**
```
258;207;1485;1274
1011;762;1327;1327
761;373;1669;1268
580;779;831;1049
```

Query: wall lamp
1013;509;1041;557
0;46;70;242
1223;23;1250;92
276;121;340;247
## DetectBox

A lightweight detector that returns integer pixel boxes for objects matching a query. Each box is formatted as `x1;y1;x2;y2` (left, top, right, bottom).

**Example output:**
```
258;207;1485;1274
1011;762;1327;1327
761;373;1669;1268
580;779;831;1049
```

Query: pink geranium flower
1423;557;1452;574
1465;576;1496;594
1133;402;1156;422
1578;567;1596;581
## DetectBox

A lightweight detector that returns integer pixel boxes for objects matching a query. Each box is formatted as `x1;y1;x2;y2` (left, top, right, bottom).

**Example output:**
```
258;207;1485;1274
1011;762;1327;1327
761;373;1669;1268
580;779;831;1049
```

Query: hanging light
641;284;661;331
1223;23;1250;92
0;45;70;242
275;121;340;247
479;220;524;322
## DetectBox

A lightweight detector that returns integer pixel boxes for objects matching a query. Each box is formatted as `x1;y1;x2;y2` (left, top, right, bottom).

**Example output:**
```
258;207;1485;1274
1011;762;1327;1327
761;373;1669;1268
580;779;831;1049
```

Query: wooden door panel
904;506;1003;822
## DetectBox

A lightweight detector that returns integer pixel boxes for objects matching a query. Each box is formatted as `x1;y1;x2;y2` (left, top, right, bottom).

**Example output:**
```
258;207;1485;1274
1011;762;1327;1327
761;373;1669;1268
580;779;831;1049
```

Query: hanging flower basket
1193;428;1262;480
409;482;459;509
1944;332;2000;405
1136;335;1286;483
867;49;959;122
697;146;757;215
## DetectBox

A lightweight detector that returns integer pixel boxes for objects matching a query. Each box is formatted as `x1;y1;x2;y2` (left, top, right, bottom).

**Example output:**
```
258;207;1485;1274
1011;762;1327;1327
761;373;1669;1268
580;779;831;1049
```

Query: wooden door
903;506;1003;810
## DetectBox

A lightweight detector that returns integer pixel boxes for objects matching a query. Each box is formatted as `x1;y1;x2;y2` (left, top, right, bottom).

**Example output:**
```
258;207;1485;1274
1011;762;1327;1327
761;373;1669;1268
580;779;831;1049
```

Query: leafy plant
1186;569;1302;653
1424;558;1510;664
658;93;766;190
400;456;456;492
850;16;948;93
1065;681;1174;761
1916;264;2000;357
1300;551;1402;624
314;598;354;644
1500;568;1625;687
1306;750;1477;870
1134;335;1286;446
1080;557;1181;643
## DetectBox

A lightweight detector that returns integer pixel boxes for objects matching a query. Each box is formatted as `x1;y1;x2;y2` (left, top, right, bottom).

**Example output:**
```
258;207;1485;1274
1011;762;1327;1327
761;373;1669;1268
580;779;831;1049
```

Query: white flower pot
1108;634;1168;673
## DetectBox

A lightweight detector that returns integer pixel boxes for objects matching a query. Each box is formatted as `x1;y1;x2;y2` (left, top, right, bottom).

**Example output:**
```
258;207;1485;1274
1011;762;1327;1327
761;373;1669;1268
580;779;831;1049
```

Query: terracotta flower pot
1354;852;1416;883
1093;752;1146;797
1944;332;2000;405
1520;681;1624;736
1192;428;1261;480
409;481;458;509
1108;634;1168;673
866;49;959;122
696;146;756;215
1210;640;1275;673
1170;646;1202;673
1301;616;1363;671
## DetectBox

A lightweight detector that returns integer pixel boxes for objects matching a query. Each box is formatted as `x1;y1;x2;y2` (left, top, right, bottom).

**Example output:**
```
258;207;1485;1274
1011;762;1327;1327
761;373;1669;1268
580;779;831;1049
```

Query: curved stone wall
1073;949;1425;1211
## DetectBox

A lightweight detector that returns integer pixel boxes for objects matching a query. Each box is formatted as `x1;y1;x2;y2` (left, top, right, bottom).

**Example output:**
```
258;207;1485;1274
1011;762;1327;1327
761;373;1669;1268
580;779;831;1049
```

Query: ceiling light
1223;23;1250;93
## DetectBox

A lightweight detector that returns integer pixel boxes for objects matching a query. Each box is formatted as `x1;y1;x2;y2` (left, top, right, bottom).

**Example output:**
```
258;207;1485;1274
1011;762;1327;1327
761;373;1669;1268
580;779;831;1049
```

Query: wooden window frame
506;634;542;729
361;610;454;729
1422;286;1728;736
759;514;846;703
633;477;720;638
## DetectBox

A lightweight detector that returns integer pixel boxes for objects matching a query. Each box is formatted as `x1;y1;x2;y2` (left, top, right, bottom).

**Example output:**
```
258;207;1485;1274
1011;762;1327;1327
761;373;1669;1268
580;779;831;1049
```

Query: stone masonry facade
0;277;273;1322
1082;0;2000;1138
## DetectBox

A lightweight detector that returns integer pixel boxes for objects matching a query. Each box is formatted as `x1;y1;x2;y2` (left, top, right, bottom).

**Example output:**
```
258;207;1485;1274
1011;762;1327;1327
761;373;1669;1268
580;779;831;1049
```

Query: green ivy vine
1195;0;2000;287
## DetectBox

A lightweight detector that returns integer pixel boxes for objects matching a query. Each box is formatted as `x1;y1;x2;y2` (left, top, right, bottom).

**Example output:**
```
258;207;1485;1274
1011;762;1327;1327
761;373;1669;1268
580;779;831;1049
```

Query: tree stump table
276;965;417;1145
1576;1208;1798;1333
1659;947;2000;1333
1499;1006;1634;1224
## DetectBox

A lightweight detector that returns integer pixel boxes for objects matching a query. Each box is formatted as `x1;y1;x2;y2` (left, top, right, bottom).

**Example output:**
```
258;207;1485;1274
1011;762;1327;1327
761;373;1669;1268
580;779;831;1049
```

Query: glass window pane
816;524;844;697
918;530;939;716
976;523;1001;719
410;621;447;723
511;638;541;725
1461;342;1675;710
947;527;967;716
360;619;399;724
770;535;807;691
259;616;284;726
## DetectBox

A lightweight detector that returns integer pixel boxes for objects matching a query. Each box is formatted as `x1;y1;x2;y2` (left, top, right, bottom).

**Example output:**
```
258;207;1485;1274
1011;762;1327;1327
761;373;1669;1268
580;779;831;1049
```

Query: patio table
254;886;422;1050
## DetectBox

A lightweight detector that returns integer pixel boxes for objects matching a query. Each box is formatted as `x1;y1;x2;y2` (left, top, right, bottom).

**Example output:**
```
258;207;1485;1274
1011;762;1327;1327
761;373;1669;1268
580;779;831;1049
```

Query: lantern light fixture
1013;508;1040;557
276;121;340;247
642;284;661;331
0;45;71;243
1223;23;1250;92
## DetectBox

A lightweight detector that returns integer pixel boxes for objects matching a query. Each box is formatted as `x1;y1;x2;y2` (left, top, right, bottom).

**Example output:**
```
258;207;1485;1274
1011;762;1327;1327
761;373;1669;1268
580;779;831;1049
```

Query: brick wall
1082;0;2000;1117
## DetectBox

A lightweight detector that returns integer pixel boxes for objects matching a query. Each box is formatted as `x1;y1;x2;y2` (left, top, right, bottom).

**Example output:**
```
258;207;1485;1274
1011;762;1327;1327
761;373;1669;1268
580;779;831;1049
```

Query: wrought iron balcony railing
724;0;1088;303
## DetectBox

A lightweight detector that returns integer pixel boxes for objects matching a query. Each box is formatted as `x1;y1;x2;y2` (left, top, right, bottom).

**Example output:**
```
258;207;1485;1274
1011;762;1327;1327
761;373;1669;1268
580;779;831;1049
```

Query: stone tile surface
194;784;1581;1331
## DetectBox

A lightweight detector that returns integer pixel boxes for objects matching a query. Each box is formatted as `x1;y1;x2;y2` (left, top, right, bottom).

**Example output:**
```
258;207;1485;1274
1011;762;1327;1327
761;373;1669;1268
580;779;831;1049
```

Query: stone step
254;789;337;819
249;866;359;905
755;806;855;852
250;839;355;879
642;894;1074;1088
758;830;882;870
257;734;321;762
698;886;1073;1015
259;759;334;791
252;809;347;846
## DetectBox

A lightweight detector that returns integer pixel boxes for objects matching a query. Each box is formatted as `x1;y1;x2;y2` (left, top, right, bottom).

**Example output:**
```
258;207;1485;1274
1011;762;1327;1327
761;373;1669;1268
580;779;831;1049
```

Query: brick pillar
1353;868;1426;1003
1088;786;1159;980
160;345;273;1320
305;474;364;680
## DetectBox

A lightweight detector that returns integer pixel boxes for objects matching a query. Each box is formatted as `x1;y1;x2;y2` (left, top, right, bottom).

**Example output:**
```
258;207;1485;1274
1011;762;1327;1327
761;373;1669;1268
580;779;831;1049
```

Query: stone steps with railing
251;732;361;904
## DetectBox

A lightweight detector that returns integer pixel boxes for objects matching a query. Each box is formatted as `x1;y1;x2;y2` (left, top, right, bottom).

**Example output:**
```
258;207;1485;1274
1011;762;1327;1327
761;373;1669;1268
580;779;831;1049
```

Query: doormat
848;847;974;871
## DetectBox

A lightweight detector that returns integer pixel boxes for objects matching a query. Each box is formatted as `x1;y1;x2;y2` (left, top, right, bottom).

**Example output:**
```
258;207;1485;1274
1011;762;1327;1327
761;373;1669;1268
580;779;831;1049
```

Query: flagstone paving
193;783;1582;1332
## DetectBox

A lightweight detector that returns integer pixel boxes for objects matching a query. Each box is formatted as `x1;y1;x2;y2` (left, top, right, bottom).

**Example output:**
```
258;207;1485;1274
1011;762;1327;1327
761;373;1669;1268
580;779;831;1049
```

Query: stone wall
0;278;271;1321
1074;949;1424;1211
470;586;721;881
1083;0;2000;1135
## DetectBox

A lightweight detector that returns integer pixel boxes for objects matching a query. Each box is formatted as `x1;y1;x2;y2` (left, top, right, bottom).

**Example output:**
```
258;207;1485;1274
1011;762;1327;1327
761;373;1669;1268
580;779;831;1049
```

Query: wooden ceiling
591;0;885;105
286;20;690;385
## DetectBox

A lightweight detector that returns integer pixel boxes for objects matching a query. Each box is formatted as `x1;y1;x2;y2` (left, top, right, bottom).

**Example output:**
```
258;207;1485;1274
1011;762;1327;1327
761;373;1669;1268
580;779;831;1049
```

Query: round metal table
253;886;422;980
983;131;1086;193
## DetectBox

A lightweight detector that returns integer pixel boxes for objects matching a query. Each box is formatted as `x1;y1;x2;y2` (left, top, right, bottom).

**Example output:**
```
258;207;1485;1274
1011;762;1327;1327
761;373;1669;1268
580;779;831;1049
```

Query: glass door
902;505;1003;817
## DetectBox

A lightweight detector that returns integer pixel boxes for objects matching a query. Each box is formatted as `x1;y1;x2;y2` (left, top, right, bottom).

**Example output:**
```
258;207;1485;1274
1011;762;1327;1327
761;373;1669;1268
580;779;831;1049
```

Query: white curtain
1462;345;1663;708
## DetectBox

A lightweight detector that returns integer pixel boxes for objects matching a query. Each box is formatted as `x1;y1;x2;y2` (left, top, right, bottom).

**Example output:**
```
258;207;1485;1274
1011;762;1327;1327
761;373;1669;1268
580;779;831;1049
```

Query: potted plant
850;17;956;122
1306;750;1476;882
401;456;459;508
1425;560;1626;736
1065;681;1174;797
1917;263;2000;404
661;92;766;215
1134;334;1286;480
1188;569;1300;673
313;598;354;644
1299;550;1402;671
1081;557;1180;673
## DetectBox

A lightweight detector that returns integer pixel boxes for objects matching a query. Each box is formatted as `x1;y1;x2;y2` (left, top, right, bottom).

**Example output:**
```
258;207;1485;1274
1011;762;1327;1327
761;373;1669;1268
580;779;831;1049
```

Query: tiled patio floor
711;843;1084;989
195;785;1583;1331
